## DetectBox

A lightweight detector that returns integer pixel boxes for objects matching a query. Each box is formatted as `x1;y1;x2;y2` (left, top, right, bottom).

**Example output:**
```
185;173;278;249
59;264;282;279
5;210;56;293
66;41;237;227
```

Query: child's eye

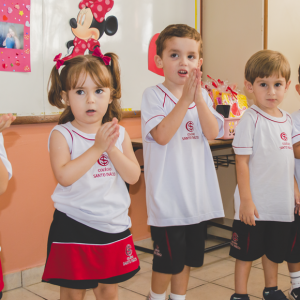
260;83;267;87
76;90;85;95
275;83;282;87
95;89;103;94
188;55;195;59
171;53;179;58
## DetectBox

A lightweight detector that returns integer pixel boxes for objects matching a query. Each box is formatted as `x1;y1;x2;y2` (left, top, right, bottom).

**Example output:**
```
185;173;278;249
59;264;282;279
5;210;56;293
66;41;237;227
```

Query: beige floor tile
25;282;60;300
139;260;153;274
190;255;235;282
2;288;43;300
205;239;222;248
213;266;291;298
135;238;153;250
254;261;290;277
138;253;153;264
2;271;21;292
206;245;231;259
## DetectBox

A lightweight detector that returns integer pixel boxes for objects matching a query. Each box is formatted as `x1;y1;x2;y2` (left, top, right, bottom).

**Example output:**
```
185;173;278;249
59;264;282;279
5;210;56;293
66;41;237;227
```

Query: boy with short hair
141;24;225;300
230;50;300;300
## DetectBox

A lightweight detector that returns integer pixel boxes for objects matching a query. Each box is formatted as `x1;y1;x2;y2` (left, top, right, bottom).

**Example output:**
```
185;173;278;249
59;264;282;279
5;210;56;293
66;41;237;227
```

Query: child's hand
181;68;197;105
106;118;120;153
0;114;16;133
239;199;259;226
295;204;300;216
194;68;204;105
94;118;119;154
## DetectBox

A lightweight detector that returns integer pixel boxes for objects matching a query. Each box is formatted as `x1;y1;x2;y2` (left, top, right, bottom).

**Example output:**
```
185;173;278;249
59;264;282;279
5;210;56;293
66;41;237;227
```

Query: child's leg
170;266;190;296
262;255;278;288
234;259;252;294
93;283;118;300
151;271;172;294
60;287;86;300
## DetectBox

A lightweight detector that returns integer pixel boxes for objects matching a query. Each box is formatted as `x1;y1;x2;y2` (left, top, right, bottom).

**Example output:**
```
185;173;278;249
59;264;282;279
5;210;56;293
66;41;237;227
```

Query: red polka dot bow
79;0;114;23
92;47;111;65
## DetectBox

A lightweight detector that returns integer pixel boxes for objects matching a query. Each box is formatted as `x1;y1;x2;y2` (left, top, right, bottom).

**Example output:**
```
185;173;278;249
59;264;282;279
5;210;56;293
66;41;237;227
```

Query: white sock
290;271;300;290
169;293;186;300
149;288;166;300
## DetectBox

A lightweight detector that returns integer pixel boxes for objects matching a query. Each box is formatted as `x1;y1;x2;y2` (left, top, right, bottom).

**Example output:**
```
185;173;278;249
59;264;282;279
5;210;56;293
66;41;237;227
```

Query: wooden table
131;138;234;254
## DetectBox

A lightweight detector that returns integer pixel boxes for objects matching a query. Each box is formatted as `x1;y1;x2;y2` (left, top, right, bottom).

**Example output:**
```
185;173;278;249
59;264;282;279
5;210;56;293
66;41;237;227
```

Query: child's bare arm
107;131;141;185
194;69;219;140
150;69;197;145
0;159;8;195
50;122;119;187
294;141;300;159
295;177;300;216
0;114;16;133
236;154;259;226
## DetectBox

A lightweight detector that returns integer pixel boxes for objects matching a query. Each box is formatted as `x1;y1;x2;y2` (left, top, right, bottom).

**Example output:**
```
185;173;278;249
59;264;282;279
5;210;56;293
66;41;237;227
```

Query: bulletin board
0;0;201;123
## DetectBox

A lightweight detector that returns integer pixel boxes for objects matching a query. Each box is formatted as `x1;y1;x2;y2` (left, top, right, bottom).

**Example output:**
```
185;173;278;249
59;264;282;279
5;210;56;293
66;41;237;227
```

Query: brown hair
156;24;202;58
245;50;291;84
48;54;122;125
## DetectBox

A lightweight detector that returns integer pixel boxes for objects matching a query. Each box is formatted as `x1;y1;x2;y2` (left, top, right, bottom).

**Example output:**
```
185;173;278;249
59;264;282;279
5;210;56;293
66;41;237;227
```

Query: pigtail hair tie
54;53;65;70
92;47;111;66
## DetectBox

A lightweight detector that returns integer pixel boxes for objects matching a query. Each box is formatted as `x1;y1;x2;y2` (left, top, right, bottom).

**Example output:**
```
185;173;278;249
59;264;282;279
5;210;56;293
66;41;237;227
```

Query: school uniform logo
186;121;194;132
154;245;162;257
280;132;288;141
125;244;133;257
98;154;109;166
123;244;137;266
230;232;241;250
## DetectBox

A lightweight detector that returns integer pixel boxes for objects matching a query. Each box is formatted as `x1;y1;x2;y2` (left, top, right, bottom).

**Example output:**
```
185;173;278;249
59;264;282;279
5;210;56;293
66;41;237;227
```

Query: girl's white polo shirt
141;84;225;227
233;105;300;222
0;133;12;179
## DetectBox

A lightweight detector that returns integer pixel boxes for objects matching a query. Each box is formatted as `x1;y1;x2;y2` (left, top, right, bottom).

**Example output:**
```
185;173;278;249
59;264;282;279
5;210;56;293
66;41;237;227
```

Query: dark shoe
230;294;250;300
289;287;300;300
263;289;288;300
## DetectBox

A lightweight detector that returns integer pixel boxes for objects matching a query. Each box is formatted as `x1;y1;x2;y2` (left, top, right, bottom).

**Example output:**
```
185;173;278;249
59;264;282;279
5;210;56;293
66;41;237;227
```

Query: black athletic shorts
150;222;205;274
286;214;300;263
42;210;140;289
230;220;292;263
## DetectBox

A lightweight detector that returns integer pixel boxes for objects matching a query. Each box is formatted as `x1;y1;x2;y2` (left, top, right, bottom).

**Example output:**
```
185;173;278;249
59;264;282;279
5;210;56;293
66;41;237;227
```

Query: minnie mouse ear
105;16;118;36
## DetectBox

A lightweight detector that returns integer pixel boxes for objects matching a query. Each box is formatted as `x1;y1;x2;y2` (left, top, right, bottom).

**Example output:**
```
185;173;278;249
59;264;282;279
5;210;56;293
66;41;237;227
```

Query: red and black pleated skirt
42;210;140;289
0;257;4;298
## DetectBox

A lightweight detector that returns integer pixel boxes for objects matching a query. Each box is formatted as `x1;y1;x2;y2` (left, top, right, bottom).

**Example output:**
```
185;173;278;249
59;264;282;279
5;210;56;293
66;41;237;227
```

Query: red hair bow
54;53;64;70
92;47;111;65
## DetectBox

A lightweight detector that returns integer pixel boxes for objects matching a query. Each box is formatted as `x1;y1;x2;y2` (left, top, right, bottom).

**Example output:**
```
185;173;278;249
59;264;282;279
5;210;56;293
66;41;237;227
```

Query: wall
0;118;144;275
267;0;300;113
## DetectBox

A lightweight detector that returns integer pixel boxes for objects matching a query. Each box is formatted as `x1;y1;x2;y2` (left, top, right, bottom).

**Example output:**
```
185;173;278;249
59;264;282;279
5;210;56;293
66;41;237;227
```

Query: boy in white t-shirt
230;50;300;300
287;66;300;300
141;24;225;300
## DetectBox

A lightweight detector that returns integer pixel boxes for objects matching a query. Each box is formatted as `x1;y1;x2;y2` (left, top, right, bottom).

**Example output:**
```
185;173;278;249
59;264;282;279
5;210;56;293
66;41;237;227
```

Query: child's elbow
127;168;141;185
0;181;8;196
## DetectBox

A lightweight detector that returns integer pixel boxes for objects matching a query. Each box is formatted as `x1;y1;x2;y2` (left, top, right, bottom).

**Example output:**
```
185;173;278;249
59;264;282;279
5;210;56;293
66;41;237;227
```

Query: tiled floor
2;237;293;299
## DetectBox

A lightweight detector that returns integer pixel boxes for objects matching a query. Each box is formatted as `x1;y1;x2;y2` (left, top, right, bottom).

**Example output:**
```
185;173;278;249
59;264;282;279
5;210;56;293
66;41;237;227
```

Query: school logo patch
98;154;109;166
230;232;241;250
125;244;133;257
154;245;162;257
186;121;194;132
232;232;238;242
280;132;288;141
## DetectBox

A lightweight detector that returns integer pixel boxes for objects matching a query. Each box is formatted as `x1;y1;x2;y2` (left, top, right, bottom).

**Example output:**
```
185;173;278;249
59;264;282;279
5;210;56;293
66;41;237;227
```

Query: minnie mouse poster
59;0;118;63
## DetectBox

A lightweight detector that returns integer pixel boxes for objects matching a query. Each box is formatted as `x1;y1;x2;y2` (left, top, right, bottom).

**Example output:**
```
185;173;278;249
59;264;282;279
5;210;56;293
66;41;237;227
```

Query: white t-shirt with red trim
292;110;300;190
233;105;300;222
0;133;12;180
48;122;132;233
141;83;225;227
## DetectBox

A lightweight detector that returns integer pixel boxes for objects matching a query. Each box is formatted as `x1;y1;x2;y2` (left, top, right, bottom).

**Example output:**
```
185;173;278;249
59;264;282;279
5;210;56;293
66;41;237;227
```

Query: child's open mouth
178;70;188;77
86;109;96;115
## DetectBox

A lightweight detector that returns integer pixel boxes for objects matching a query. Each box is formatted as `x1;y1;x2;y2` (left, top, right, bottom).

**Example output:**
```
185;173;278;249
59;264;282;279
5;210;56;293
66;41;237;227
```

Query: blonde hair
156;24;202;58
245;50;291;84
48;54;122;124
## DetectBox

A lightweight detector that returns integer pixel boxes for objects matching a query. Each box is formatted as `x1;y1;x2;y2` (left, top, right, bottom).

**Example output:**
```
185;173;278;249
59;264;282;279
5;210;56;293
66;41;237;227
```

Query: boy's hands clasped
181;68;203;105
94;117;119;154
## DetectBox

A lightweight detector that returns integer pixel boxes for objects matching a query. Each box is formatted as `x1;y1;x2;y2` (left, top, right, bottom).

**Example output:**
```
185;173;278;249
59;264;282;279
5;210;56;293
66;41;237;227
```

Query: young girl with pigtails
42;49;141;300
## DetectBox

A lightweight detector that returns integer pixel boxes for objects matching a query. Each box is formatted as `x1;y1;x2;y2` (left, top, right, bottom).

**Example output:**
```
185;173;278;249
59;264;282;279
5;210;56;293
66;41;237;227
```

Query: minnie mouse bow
54;53;64;70
92;47;111;65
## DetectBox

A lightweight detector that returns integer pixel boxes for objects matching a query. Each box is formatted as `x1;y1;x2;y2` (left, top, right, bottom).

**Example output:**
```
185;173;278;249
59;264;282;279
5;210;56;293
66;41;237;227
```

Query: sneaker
263;289;288;300
289;287;300;300
230;294;250;300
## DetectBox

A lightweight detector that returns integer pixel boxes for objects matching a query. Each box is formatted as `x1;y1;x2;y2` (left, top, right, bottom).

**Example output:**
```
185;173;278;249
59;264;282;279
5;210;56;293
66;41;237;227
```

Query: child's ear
198;58;203;68
108;98;113;104
244;80;254;93
154;55;163;69
285;80;292;92
296;84;300;95
61;91;69;106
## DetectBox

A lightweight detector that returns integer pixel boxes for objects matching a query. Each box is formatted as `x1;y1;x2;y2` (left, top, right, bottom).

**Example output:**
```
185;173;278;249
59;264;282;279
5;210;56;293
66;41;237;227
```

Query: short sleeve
232;110;255;155
141;87;166;142
292;111;300;145
0;133;12;180
48;124;73;153
201;89;224;138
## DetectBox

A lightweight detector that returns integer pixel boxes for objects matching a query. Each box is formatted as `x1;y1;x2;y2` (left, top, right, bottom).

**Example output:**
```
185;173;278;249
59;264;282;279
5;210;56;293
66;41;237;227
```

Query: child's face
245;75;291;111
62;73;112;125
155;37;202;87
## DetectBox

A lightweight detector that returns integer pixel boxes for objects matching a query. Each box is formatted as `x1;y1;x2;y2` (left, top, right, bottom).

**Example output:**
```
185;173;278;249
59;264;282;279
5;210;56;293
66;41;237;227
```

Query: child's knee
94;284;118;300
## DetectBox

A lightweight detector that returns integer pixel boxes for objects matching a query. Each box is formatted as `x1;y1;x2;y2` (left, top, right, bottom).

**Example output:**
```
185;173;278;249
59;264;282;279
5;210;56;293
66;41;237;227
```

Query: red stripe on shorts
165;230;172;261
42;236;139;281
291;231;298;252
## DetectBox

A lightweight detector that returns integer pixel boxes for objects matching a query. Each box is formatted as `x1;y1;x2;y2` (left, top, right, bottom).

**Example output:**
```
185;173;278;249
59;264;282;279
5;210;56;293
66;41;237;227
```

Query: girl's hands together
94;118;119;154
0;114;16;133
